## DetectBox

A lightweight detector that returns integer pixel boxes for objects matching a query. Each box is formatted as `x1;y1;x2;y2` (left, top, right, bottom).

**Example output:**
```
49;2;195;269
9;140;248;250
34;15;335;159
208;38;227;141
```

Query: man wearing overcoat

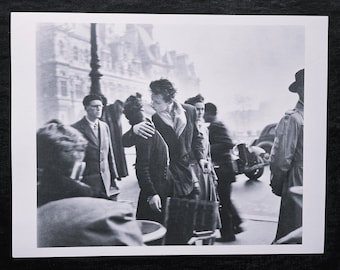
270;69;304;243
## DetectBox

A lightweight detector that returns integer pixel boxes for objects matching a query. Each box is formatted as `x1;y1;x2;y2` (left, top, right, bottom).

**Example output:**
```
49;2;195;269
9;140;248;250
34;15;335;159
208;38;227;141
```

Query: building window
84;49;90;63
59;40;64;56
60;81;68;96
75;84;83;99
73;46;79;61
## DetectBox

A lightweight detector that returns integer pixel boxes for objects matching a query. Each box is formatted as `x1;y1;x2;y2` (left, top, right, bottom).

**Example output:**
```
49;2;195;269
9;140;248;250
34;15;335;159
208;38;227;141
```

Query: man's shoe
234;225;244;234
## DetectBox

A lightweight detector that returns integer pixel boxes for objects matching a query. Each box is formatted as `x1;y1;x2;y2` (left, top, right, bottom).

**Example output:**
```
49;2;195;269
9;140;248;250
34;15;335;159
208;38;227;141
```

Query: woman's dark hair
185;94;205;106
149;79;177;103
123;93;144;125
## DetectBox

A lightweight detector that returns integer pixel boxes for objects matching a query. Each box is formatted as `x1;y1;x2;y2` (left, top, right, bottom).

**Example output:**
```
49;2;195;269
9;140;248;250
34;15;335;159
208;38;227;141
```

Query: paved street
117;149;280;245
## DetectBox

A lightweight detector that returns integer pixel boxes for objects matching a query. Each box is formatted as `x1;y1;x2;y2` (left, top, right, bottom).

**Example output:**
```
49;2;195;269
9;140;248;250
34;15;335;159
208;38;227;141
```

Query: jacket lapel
80;117;99;146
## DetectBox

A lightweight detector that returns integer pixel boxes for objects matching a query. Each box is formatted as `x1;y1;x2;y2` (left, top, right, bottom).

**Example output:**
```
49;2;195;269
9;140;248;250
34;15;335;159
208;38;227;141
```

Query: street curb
241;214;278;223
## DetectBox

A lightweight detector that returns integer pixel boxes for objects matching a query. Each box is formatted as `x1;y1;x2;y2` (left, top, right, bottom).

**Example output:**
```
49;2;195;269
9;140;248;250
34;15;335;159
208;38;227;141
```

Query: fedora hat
289;69;304;92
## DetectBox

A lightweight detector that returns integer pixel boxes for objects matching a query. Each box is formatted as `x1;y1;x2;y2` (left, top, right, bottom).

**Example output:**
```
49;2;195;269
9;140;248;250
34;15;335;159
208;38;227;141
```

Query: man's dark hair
185;94;205;106
205;102;217;116
82;94;103;107
149;79;177;103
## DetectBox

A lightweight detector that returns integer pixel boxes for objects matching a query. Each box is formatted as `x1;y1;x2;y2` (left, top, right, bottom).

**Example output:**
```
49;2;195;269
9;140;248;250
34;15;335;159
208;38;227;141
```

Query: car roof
260;123;277;135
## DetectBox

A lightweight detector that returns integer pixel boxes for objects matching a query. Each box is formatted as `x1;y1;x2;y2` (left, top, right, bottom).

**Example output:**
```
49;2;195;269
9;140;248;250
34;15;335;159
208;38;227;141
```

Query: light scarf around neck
157;100;187;137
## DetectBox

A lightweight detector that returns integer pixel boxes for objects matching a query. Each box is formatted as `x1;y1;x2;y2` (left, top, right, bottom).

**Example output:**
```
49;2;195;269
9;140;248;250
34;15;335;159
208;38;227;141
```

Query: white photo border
11;13;328;257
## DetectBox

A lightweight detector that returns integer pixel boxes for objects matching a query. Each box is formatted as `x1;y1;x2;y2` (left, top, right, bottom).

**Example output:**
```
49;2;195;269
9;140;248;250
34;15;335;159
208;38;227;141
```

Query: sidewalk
118;153;278;246
214;217;277;245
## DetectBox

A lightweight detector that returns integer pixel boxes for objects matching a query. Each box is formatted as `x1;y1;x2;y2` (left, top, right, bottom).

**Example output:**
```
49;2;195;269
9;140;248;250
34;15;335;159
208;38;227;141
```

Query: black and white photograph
11;13;328;257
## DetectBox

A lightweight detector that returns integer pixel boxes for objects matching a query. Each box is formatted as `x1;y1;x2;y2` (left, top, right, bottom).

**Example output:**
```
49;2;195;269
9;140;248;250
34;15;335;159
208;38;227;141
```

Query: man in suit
72;94;120;200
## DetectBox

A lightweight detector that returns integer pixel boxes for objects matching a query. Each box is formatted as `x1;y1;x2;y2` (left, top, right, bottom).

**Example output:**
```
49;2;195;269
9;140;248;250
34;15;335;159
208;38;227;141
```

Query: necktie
93;122;98;138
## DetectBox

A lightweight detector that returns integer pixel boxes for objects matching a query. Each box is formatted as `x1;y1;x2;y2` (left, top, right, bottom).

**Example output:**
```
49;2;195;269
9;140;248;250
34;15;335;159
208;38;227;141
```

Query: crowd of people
37;69;304;247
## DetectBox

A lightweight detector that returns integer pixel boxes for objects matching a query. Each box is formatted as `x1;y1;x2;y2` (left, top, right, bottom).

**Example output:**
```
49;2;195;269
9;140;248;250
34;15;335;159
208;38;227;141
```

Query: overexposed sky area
153;24;305;129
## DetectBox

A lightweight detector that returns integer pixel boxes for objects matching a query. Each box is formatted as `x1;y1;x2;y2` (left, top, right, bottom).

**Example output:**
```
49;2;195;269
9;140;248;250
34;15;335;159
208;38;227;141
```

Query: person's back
37;197;144;247
37;121;109;206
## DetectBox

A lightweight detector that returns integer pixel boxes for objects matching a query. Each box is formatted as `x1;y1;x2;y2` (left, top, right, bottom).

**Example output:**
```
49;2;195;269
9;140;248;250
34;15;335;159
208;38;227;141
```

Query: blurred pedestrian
72;94;120;200
123;93;171;223
204;102;243;242
37;121;108;207
270;69;304;243
123;79;207;199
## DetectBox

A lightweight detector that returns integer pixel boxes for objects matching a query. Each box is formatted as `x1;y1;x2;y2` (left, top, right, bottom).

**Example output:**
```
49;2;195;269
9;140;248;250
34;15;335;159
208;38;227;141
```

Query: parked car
251;123;277;154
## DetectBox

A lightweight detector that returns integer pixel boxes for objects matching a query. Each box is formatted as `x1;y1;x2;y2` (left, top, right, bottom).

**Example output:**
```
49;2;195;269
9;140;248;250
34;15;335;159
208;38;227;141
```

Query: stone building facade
36;23;200;126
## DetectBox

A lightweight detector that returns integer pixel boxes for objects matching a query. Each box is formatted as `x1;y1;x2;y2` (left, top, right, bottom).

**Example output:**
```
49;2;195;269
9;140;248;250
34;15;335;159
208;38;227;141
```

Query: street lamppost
89;23;103;98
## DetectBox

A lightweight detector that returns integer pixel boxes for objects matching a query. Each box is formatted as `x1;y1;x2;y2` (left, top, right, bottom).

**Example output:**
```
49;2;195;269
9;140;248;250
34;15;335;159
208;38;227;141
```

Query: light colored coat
270;100;304;241
72;117;118;196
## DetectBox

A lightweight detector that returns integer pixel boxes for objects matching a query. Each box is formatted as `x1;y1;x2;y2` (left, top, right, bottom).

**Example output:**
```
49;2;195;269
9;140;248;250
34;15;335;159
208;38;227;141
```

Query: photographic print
11;13;328;257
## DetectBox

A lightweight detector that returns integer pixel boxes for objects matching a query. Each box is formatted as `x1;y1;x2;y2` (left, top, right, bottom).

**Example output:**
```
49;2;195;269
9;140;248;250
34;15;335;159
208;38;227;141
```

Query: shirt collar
85;116;99;127
296;100;304;111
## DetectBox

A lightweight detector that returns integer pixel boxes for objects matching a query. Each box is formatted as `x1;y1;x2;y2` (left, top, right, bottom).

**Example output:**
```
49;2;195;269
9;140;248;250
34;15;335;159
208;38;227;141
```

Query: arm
208;122;234;166
135;137;161;212
209;122;234;154
270;114;301;174
122;121;155;148
190;108;205;166
106;124;119;180
122;127;136;148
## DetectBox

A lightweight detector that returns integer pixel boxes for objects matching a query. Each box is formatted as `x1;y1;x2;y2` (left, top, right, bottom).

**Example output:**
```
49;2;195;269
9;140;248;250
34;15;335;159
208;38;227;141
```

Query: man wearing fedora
270;69;304;243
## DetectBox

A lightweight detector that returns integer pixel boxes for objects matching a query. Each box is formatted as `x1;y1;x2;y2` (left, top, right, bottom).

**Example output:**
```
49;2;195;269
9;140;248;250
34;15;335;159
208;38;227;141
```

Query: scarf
157;100;187;137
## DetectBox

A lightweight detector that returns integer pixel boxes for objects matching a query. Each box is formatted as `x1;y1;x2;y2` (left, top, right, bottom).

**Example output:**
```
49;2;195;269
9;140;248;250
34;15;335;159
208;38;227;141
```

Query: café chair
162;197;219;245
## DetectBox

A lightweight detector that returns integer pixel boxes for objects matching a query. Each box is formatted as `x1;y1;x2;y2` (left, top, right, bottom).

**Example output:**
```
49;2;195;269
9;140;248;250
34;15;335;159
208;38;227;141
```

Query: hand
147;194;162;213
133;121;155;139
199;159;210;174
192;181;201;196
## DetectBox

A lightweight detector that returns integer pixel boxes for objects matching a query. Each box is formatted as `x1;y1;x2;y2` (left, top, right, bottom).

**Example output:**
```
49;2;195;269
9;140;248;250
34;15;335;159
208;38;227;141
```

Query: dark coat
72;117;118;196
208;120;235;181
122;104;204;197
101;101;128;178
207;120;239;240
37;169;108;207
134;129;170;223
152;104;204;196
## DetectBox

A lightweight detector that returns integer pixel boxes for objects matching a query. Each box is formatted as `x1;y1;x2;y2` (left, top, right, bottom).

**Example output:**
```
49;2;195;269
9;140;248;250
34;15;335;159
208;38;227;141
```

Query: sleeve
122;127;136;148
191;109;205;161
270;114;300;173
106;124;118;179
135;138;158;197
